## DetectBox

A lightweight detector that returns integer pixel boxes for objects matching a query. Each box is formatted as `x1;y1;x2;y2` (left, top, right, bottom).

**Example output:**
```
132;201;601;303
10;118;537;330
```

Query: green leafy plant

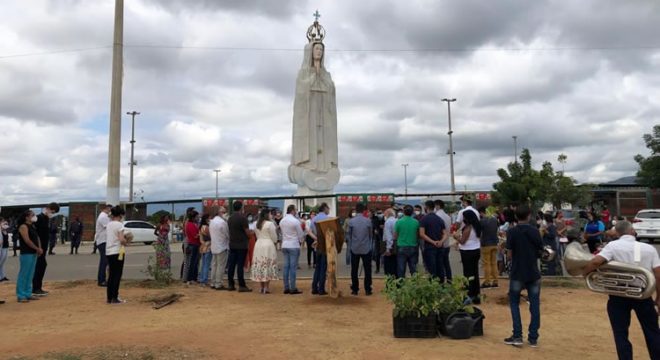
143;241;174;286
382;273;475;317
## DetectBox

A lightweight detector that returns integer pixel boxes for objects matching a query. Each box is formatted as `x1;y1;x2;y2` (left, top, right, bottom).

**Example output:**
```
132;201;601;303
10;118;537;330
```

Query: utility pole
512;135;518;163
402;164;409;198
106;0;124;206
442;98;457;199
213;169;222;198
127;111;140;202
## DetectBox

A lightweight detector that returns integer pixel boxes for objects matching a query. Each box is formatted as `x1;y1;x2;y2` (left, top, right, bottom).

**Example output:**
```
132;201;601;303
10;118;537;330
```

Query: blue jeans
16;254;37;300
282;248;301;290
607;295;660;360
186;244;200;282
396;246;418;278
438;247;452;282
312;253;327;293
198;251;212;284
97;243;108;284
509;278;541;340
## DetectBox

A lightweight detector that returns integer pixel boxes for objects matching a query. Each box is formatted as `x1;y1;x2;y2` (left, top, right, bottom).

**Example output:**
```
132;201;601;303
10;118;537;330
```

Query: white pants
211;251;228;287
0;248;8;279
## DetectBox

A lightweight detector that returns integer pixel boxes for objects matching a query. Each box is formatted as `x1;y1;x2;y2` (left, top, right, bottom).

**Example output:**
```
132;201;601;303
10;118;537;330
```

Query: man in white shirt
95;204;112;287
455;194;480;226
434;199;453;283
382;208;397;277
583;220;660;359
280;205;305;294
209;207;230;290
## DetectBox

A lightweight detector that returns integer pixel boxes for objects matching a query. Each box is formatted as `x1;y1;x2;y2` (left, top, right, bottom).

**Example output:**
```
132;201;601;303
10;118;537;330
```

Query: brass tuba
563;241;656;299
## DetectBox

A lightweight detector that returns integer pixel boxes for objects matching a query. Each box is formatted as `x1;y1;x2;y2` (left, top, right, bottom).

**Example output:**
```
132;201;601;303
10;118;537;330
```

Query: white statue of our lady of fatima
288;15;340;195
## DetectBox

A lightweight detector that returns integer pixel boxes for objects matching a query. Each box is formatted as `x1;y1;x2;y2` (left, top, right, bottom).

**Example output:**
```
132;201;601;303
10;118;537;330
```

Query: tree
148;210;173;225
634;124;660;189
557;153;567;173
493;148;591;210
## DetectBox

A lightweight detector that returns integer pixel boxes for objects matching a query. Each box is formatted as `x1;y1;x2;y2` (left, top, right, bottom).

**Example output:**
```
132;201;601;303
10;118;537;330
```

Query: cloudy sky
1;0;659;205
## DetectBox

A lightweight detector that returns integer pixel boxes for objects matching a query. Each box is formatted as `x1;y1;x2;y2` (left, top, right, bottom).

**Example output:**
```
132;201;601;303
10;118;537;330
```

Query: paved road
0;242;467;282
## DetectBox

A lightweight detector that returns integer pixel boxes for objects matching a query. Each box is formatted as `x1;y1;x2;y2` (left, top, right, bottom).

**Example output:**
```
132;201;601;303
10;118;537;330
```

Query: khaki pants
481;246;499;284
211;250;228;288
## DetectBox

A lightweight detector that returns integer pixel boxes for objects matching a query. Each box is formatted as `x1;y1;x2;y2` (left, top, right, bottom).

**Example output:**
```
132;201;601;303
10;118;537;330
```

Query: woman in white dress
251;209;279;294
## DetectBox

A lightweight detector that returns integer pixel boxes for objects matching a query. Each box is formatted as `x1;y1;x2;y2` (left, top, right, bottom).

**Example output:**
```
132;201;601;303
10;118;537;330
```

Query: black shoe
365;291;373;296
227;286;237;291
33;290;48;297
504;336;523;346
481;283;492;288
317;291;328;296
528;338;538;348
491;283;499;288
215;285;229;291
311;290;318;295
0;277;9;282
238;287;252;293
289;289;303;295
27;296;40;301
98;282;107;287
351;291;358;296
284;289;291;294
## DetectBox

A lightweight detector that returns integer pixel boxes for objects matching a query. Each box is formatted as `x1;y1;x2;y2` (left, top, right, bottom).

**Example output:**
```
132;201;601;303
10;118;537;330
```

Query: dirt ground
0;278;652;360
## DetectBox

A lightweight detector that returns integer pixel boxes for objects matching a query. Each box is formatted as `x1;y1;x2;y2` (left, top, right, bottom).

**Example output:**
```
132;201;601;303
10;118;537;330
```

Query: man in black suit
33;202;60;297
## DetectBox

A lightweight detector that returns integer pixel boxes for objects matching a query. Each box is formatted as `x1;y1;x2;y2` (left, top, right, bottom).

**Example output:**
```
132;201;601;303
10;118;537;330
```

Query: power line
1;43;660;60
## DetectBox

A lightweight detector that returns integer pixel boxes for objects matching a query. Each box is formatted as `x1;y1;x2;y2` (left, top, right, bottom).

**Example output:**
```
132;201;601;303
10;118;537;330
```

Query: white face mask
351;212;356;217
397;212;404;218
414;211;421;216
31;215;38;222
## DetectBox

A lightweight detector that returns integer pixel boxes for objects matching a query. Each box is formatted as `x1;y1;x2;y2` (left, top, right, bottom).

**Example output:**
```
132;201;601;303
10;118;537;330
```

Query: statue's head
312;42;324;61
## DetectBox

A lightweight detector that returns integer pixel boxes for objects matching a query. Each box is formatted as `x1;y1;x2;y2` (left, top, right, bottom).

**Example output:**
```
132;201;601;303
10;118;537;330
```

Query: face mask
397;212;404;218
31;215;38;222
414;211;421;216
377;214;384;219
351;212;356;217
247;217;254;222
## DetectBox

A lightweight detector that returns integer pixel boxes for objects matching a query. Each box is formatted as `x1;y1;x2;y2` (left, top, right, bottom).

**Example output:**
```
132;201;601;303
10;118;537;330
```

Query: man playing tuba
582;220;660;360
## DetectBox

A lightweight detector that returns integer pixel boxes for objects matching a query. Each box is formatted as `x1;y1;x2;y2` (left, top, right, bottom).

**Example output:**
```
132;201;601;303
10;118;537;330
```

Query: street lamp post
402;163;409;198
512;135;518;163
213;169;222;198
442;98;457;198
127;111;140;202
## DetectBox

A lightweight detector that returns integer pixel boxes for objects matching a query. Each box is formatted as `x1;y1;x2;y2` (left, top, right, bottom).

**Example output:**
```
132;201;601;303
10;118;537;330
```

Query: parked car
632;209;660;243
123;220;157;245
558;209;588;228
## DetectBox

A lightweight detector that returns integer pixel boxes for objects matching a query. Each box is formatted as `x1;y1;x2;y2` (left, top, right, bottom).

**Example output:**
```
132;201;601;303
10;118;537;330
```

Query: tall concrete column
106;0;124;205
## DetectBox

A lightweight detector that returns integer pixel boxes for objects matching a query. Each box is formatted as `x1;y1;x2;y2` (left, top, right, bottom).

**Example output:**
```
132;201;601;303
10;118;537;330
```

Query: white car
632;209;660;243
123;220;158;245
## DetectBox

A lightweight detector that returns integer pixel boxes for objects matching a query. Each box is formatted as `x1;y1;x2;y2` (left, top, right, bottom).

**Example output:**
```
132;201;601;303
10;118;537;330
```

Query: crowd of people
1;197;657;358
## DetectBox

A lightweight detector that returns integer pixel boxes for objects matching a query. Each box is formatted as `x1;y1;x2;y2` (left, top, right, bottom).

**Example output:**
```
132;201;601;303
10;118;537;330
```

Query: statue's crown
307;10;325;43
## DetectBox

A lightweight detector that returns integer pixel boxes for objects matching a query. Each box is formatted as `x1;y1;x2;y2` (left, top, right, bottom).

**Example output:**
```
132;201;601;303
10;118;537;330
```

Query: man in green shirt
395;205;420;278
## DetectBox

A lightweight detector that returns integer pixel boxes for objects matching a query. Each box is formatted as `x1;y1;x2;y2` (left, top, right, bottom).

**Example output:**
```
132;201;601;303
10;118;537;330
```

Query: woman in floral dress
251;209;279;294
156;215;171;271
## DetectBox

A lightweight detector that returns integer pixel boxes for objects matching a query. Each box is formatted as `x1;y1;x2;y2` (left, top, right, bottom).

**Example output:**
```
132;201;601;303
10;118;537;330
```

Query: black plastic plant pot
392;311;438;338
438;307;485;339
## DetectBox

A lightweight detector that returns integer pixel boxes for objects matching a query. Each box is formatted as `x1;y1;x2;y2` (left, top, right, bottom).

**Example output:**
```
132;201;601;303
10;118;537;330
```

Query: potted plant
383;272;443;338
436;277;484;339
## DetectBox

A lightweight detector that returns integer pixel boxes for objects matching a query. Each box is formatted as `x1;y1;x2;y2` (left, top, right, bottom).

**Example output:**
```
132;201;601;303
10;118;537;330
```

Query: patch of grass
50;280;90;289
542;277;585;289
10;346;207;360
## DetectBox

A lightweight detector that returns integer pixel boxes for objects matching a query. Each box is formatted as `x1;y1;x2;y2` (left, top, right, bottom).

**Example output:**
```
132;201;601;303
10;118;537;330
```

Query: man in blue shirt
419;200;447;281
348;203;373;296
309;203;330;295
504;205;544;348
